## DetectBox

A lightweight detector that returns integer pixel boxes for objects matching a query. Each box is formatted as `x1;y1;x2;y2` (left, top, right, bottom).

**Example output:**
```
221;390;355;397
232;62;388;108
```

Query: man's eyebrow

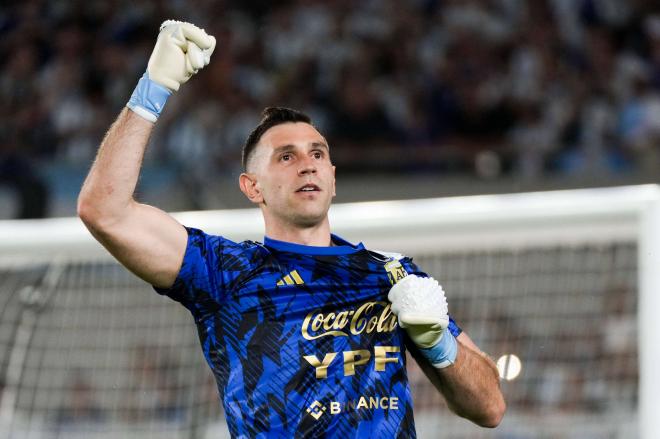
272;141;329;155
272;144;296;155
310;141;329;151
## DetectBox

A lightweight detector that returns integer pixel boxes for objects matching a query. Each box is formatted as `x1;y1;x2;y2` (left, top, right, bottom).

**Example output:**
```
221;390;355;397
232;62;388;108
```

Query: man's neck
264;217;333;247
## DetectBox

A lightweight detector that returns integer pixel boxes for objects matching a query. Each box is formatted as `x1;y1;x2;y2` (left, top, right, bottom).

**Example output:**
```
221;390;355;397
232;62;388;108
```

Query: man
78;21;505;437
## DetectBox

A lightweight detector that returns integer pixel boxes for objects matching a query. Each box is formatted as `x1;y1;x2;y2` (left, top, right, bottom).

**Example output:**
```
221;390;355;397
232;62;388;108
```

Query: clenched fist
127;20;216;122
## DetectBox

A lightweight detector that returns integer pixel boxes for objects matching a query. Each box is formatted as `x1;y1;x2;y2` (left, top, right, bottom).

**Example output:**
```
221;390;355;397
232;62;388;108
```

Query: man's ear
239;173;263;204
332;165;336;197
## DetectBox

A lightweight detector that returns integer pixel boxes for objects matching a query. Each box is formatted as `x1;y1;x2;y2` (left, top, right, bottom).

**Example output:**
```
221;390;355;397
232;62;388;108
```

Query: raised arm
77;21;216;289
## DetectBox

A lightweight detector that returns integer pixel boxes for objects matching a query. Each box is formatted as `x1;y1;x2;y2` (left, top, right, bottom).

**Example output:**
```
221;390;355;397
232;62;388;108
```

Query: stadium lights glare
496;354;522;381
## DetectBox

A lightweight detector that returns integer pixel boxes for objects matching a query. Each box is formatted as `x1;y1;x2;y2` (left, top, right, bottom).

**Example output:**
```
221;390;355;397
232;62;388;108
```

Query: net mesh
411;243;638;438
0;242;638;438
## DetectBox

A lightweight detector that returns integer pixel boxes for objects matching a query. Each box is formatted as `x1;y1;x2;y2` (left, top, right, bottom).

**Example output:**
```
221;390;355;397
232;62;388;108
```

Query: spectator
54;370;104;426
2;0;660;214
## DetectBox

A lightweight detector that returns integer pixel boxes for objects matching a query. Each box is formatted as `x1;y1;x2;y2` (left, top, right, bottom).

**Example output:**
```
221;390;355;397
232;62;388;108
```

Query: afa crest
385;259;408;285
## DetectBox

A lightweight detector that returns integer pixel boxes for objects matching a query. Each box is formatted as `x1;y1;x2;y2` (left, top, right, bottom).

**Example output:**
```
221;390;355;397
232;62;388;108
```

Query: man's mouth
296;184;321;192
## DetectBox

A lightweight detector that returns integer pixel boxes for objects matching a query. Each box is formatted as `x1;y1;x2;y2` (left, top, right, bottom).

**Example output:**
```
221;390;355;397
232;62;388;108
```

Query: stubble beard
281;196;330;229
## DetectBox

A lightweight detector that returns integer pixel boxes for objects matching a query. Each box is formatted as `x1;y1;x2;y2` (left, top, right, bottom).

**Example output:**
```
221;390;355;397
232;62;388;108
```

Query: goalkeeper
78;20;505;437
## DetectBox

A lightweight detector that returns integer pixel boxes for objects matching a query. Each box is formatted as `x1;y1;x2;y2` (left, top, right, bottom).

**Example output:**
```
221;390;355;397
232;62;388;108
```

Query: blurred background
0;0;659;438
1;0;659;219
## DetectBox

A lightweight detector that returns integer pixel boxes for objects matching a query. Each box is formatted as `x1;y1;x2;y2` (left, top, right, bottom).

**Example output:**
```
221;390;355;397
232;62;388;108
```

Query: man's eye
281;154;291;161
313;152;322;159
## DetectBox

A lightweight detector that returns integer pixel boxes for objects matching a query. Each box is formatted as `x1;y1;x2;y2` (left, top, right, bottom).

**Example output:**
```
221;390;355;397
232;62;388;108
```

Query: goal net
0;185;658;439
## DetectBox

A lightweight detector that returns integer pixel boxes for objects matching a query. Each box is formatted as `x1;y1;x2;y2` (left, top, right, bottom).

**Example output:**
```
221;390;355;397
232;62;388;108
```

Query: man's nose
298;158;317;175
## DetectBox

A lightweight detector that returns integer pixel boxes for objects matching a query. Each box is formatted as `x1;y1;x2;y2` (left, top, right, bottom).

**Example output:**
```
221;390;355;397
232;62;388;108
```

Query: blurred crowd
2;0;660;217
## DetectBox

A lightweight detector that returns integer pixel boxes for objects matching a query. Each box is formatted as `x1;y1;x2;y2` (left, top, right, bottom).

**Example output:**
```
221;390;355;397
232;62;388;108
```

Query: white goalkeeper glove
388;274;458;368
127;20;216;122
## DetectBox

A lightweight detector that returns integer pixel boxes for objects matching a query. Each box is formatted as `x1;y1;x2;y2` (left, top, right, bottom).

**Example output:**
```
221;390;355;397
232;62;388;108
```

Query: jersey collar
263;234;365;255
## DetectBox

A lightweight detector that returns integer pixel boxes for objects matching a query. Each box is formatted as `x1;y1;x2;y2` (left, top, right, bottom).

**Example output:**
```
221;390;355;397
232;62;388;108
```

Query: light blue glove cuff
419;330;458;369
126;72;172;122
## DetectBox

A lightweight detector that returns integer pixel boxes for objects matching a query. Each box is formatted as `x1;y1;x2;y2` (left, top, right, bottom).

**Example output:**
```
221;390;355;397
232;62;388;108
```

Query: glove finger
187;42;205;70
179;22;214;50
184;55;196;76
167;26;188;50
202;35;216;65
387;281;406;302
160;19;180;31
398;312;448;328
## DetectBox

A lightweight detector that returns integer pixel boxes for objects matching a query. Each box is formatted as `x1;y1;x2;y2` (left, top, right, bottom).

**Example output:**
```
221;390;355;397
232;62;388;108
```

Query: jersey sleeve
448;315;462;337
153;227;231;320
399;256;463;337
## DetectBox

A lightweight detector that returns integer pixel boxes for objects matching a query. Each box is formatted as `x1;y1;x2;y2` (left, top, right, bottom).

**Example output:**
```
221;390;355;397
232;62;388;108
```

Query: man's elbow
77;195;107;230
475;398;506;428
77;195;96;224
77;195;125;238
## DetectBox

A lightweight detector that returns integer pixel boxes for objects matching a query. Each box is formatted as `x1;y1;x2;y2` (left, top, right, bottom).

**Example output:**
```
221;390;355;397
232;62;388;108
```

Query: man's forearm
435;339;505;427
79;21;215;225
390;275;506;427
78;108;153;223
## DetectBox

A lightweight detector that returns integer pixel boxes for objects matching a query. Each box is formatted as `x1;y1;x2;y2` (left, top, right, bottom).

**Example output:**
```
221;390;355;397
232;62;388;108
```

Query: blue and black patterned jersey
155;227;461;438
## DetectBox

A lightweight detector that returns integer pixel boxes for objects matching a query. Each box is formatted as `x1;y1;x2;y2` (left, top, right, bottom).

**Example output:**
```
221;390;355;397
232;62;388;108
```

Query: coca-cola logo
301;301;398;340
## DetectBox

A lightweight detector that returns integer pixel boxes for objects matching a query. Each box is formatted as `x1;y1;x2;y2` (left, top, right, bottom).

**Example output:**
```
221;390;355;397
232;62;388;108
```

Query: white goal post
0;184;658;438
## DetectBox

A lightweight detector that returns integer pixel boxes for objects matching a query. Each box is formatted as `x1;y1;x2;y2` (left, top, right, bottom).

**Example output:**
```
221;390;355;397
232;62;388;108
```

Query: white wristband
126;72;172;122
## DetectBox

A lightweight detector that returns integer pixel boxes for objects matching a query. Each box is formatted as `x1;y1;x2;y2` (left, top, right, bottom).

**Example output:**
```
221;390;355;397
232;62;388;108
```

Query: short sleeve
153;227;230;319
448;316;462;337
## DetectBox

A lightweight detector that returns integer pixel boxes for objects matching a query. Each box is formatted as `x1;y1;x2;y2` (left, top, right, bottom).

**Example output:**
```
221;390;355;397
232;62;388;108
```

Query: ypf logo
306;401;327;420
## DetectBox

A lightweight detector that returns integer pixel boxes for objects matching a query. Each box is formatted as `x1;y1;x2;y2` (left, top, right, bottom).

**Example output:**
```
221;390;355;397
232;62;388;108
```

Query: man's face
241;122;336;228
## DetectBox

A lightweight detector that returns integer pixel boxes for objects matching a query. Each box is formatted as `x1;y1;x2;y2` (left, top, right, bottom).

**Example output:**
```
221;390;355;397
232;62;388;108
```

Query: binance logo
306;401;326;420
276;270;304;286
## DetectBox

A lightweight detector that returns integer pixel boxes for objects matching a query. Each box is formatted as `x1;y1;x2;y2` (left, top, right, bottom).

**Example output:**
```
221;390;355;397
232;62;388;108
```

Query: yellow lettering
302;310;347;340
366;316;378;333
390;397;398;410
330;402;341;414
351;302;385;335
369;396;378;409
374;346;400;371
380;397;389;409
357;397;368;409
350;303;371;334
302;301;398;340
389;316;398;332
323;313;336;331
335;311;349;329
303;352;338;379
343;350;371;376
311;314;324;332
377;304;394;332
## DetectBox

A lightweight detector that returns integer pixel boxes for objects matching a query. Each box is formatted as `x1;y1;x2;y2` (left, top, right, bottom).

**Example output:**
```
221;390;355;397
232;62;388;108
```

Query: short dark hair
242;107;313;171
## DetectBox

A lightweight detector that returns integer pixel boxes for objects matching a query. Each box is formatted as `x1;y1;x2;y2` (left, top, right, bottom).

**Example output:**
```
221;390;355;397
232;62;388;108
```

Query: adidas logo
276;270;304;286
